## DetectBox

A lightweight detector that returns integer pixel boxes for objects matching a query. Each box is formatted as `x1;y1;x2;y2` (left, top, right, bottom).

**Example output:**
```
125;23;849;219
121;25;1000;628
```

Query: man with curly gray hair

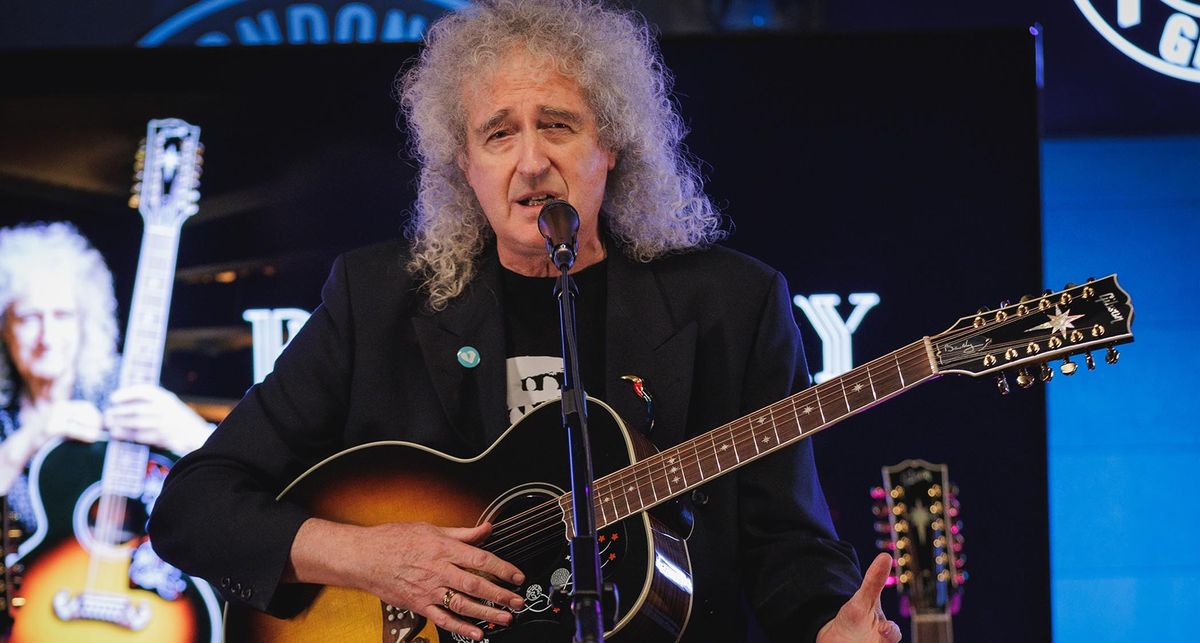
0;222;213;528
151;2;899;642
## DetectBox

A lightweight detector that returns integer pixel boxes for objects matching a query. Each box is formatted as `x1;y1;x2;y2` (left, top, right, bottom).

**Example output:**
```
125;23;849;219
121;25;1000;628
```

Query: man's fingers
880;619;903;642
444;521;491;545
444;524;526;586
855;553;893;604
105;412;161;432
423;605;485;642
447;566;525;611
109;384;162;404
441;585;516;626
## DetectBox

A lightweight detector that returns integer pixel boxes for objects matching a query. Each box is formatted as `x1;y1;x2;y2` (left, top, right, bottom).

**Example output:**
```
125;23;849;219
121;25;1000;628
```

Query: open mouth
516;194;556;207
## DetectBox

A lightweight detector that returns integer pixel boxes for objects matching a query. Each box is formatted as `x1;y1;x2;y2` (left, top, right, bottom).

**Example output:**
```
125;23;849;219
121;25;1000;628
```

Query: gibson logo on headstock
1098;292;1127;322
898;468;934;487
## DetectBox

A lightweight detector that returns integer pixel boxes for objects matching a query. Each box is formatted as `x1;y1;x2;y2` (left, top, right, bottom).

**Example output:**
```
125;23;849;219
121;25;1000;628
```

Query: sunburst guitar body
226;398;693;643
3;118;221;642
8;439;221;643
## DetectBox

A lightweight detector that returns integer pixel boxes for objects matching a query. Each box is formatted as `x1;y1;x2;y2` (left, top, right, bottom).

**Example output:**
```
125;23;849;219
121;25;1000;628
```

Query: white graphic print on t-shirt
505;355;564;424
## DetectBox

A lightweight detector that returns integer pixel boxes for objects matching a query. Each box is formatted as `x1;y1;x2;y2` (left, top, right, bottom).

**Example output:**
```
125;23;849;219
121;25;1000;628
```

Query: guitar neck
118;223;182;389
563;339;939;536
913;610;954;643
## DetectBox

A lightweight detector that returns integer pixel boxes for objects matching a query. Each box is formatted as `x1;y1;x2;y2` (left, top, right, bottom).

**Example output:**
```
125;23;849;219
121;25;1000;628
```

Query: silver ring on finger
442;588;457;609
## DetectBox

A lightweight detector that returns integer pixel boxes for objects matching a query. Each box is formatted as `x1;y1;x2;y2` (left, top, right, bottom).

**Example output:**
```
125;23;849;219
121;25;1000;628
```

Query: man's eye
488;130;510;141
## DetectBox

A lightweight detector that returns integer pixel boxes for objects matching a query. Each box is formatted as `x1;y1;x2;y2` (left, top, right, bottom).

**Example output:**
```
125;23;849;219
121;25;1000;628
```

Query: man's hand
0;400;102;495
38;400;104;444
817;553;903;643
104;384;213;455
288;518;526;642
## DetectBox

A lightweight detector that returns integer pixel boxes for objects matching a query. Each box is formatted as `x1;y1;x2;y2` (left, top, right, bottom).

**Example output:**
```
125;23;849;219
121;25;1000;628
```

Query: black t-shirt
500;261;607;424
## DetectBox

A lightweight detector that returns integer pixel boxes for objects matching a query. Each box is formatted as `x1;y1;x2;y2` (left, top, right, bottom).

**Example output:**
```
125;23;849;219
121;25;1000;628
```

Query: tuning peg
874;521;892;534
976;306;990;314
1084;352;1096;370
1060;357;1078;376
1064;283;1076;290
870;486;886;500
875;538;896;551
998;299;1011;308
1106;346;1120;365
1016;368;1035;388
995;372;1010;395
1039;363;1054;382
872;504;890;518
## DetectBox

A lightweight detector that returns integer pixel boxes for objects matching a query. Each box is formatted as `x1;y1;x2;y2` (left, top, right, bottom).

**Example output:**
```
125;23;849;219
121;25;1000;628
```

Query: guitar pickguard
450;481;633;641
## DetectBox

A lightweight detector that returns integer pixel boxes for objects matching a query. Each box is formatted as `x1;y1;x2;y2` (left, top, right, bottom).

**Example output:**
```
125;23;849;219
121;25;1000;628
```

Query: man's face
2;274;81;389
460;50;617;265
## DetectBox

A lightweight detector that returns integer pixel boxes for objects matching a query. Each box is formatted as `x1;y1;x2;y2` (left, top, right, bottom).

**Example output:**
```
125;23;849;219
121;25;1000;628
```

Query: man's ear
456;150;468;174
606;148;618;171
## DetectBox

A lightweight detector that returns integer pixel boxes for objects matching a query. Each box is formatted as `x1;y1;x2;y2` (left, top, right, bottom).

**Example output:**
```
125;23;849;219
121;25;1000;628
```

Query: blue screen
1044;136;1200;642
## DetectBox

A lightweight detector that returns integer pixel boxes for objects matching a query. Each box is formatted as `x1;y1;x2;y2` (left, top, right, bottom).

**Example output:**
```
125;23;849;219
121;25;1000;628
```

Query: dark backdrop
0;30;1047;640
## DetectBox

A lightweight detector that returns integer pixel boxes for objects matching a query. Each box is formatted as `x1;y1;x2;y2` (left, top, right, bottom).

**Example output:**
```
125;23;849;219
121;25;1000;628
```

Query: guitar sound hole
473;487;629;642
74;485;150;551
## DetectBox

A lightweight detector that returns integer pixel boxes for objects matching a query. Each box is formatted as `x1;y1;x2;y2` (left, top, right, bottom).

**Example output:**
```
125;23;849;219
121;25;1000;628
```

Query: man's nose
516;136;550;178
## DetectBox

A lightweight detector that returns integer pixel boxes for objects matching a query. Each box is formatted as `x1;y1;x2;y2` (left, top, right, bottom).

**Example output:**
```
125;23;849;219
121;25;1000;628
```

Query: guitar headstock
871;460;964;617
129;118;203;228
930;275;1133;391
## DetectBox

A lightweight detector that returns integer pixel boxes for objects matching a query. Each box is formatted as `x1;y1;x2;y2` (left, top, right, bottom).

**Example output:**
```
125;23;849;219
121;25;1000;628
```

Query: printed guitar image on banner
4;119;223;643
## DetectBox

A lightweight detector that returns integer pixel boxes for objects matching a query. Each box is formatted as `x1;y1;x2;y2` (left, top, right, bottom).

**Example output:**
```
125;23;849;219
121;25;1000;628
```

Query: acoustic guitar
227;276;1134;642
6;119;222;642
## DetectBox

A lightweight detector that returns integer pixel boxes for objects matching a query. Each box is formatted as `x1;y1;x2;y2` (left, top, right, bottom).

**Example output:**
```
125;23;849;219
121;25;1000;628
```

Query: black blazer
149;238;862;642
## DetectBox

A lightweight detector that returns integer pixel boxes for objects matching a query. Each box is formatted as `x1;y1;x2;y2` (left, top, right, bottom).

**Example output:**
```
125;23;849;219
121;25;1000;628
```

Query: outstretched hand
817;553;903;643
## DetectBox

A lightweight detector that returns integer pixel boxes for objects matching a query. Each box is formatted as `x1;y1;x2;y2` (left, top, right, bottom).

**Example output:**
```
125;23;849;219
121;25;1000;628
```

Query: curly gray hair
0;222;118;407
398;0;724;309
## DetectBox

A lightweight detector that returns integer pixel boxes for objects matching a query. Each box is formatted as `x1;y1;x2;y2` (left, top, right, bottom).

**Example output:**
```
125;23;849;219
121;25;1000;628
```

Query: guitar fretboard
913;611;954;643
560;340;938;536
118;224;181;389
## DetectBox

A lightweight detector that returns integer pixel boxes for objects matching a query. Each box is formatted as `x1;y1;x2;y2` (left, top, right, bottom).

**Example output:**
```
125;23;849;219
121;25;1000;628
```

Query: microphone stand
554;265;605;643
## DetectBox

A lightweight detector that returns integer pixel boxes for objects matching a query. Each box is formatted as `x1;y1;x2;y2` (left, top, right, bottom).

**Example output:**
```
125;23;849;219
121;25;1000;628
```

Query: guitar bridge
52;590;151;630
381;601;428;643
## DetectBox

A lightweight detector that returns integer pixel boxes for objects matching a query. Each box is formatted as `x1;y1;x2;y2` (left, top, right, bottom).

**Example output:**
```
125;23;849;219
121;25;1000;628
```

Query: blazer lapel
605;251;697;450
412;251;509;453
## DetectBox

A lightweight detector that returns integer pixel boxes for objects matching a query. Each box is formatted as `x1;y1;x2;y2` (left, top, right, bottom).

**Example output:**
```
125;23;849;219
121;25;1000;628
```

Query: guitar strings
482;344;938;561
485;343;934;553
485;302;1109;560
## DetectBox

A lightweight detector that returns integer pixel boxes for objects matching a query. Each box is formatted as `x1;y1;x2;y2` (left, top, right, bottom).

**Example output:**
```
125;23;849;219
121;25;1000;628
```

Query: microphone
537;198;579;271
